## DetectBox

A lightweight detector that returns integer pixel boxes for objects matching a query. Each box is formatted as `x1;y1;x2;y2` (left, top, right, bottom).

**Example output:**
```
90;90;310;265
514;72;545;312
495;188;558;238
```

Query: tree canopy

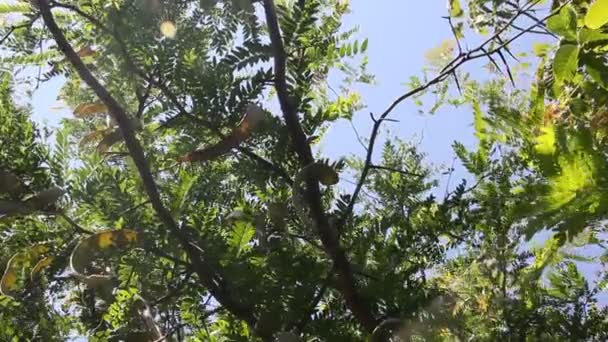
2;0;608;341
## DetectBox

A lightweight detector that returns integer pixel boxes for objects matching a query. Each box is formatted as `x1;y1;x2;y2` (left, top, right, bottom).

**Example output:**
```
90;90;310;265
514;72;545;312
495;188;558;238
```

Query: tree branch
261;0;377;332
338;0;569;228
37;1;264;337
51;0;292;186
369;165;425;178
0;16;39;46
294;278;330;333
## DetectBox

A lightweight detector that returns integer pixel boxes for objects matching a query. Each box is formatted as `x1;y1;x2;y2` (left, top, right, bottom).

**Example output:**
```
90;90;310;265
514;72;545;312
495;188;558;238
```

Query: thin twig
445;15;463;55
294;279;330;333
506;0;558;39
0;17;39;46
369;165;425;178
338;0;569;228
58;212;93;234
153;270;195;306
349;120;368;152
51;0;292;186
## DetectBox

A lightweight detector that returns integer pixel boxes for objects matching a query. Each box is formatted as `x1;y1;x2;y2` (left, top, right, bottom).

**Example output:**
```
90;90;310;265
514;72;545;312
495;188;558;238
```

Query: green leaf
532;43;550;57
228;221;255;257
585;0;608;29
360;38;369;53
582;54;608;89
449;0;463;18
534;124;556;155
553;44;579;86
578;27;608;44
546;147;595;210
0;3;31;13
472;100;487;144
547;5;577;40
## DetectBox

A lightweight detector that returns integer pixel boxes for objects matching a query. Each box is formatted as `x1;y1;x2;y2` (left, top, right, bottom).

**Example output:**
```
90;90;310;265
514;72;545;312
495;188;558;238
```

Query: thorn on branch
369;112;377;123
444;15;463;55
496;49;516;86
452;71;463;95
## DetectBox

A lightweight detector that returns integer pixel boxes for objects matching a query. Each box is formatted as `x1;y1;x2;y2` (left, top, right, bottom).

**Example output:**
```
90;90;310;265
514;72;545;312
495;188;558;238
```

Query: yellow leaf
70;229;141;282
1;244;51;297
122;230;139;243
97;231;114;248
30;256;54;280
476;295;489;313
585;0;608;29
79;127;114;147
31;245;50;254
1;272;17;291
73;102;108;118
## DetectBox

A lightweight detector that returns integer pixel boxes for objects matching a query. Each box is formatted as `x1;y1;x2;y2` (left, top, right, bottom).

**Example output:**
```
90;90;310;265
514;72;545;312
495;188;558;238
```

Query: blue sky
26;0;606;300
323;0;474;180
31;0;474;178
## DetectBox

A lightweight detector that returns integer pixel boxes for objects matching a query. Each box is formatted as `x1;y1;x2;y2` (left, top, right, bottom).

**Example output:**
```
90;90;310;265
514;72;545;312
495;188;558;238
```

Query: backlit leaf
547;4;577;40
585;0;608;29
228;221;255;257
0;3;31;13
449;0;463;18
553;44;579;86
70;229;141;285
534;125;556;155
180;104;265;163
73;102;108;118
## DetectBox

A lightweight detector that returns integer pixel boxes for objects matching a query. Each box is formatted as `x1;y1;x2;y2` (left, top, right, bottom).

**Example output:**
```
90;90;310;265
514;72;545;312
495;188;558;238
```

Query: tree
1;0;608;341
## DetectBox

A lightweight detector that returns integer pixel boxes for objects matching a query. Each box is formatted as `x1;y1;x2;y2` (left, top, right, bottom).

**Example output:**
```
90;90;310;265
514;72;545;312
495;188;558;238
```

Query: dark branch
0;15;40;46
37;0;262;336
294;279;329;333
262;0;377;332
338;0;570;228
51;0;292;186
58;212;93;235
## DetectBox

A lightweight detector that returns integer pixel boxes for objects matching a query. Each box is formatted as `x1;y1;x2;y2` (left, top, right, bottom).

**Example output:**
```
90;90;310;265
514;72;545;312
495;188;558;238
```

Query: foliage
1;0;608;341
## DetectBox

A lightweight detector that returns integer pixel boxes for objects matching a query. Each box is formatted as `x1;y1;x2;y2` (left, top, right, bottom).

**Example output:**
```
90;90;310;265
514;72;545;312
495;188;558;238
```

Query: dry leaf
76;46;95;58
96;129;122;153
1;245;51;297
73;102;108;118
69;229;141;288
179;104;265;163
30;256;55;280
79;127;114;147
